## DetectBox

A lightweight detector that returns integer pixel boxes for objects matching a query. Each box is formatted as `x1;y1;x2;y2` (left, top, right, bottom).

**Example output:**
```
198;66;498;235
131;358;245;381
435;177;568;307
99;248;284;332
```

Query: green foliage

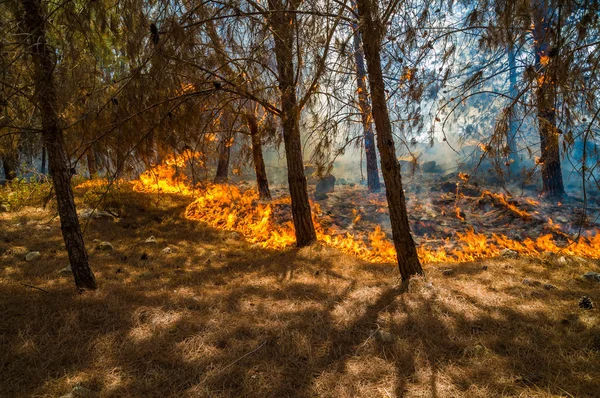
0;178;53;212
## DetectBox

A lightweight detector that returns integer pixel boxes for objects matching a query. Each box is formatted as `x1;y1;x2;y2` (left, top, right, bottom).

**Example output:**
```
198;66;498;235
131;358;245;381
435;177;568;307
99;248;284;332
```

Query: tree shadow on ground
1;195;599;397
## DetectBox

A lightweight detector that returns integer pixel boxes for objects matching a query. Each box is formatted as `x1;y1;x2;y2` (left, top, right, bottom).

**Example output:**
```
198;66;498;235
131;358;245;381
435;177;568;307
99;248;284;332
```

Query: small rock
441;268;454;276
316;175;336;194
145;236;157;244
162;247;172;254
25;251;41;262
582;272;600;282
423;282;434;289
557;256;568;265
97;241;113;250
500;249;519;259
543;283;557;290
78;208;115;221
58;265;72;275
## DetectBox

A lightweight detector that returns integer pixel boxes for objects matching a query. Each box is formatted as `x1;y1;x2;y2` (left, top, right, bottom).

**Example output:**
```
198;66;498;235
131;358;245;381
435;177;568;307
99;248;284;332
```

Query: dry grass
1;187;599;397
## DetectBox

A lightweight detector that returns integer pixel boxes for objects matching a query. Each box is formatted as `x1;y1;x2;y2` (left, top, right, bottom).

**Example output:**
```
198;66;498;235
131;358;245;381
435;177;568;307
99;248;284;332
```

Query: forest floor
1;186;599;398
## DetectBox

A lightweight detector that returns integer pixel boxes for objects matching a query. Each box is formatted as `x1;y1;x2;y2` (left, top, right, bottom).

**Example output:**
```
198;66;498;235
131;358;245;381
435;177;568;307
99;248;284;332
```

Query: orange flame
128;154;600;264
132;150;200;195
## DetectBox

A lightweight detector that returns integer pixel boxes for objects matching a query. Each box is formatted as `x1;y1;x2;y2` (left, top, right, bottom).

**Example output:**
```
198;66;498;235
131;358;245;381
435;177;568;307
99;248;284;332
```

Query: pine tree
356;0;423;281
20;0;97;291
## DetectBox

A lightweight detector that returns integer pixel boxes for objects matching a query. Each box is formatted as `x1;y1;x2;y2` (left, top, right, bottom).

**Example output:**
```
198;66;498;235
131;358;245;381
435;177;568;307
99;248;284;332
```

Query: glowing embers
481;190;533;219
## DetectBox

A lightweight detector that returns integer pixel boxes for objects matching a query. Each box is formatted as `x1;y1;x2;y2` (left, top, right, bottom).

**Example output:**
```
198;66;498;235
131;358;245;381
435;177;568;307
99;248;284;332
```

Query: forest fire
127;154;600;264
132;151;200;195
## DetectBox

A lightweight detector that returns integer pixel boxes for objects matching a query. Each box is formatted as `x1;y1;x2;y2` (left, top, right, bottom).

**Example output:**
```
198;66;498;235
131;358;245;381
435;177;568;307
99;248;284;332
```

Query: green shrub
0;178;53;211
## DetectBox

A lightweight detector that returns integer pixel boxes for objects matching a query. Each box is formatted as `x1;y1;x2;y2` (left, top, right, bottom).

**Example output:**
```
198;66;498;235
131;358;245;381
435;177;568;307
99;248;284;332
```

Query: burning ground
1;159;600;397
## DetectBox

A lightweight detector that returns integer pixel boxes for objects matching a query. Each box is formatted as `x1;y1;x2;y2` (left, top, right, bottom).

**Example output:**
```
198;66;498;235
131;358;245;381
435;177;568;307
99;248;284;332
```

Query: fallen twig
19;282;50;293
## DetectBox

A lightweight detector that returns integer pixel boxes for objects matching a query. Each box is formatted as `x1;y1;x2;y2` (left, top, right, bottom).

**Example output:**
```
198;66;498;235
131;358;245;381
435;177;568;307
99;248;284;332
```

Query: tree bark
21;0;97;291
40;144;46;175
86;147;98;178
247;113;271;200
356;0;423;280
352;3;381;192
267;0;317;247
532;0;564;198
214;131;233;183
507;43;519;177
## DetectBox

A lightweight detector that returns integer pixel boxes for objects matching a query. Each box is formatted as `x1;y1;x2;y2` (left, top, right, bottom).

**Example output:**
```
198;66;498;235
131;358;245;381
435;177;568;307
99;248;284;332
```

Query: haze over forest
1;0;599;397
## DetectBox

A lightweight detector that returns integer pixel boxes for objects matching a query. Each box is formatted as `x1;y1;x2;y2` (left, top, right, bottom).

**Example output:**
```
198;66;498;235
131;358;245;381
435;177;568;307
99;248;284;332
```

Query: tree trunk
356;0;423;280
352;3;381;192
247;114;271;200
267;0;317;247
40;144;46;175
214;131;232;183
507;44;519;176
21;0;97;291
532;0;564;198
86;147;98;178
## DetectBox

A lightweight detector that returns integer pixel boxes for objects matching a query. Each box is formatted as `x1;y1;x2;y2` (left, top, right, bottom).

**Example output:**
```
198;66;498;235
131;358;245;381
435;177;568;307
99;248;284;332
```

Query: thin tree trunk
268;0;317;247
40;144;46;175
247;113;271;200
214;132;232;183
86;149;97;178
21;0;96;291
532;0;564;198
356;0;423;280
507;44;519;176
352;3;381;192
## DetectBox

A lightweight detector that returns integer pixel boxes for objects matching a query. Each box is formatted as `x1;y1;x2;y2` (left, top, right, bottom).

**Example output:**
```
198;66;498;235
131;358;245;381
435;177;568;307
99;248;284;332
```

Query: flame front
116;154;600;264
132;150;201;196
